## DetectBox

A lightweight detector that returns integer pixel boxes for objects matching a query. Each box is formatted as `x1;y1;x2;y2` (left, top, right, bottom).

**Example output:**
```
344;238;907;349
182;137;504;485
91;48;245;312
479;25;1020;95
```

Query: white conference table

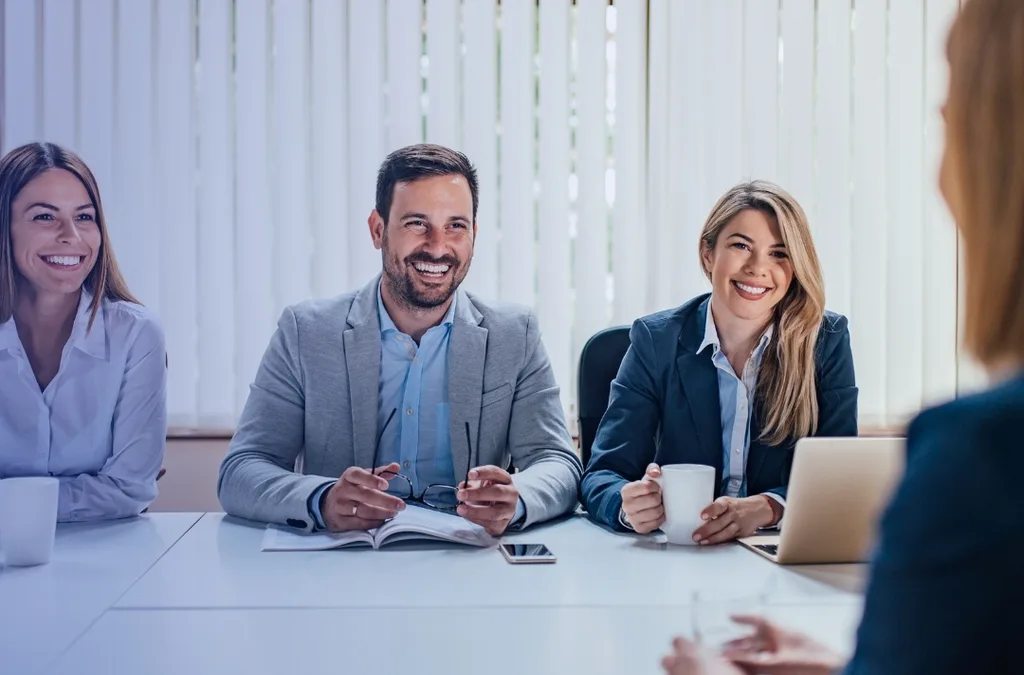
115;513;867;610
0;512;202;675
9;512;867;675
44;604;863;675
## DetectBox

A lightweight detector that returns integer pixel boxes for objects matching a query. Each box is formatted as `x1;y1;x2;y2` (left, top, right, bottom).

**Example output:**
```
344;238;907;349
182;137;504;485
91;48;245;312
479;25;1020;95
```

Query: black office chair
576;325;632;468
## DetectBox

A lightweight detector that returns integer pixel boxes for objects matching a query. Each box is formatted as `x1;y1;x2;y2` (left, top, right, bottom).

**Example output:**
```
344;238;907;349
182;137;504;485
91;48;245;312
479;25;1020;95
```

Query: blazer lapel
676;298;724;480
343;277;383;472
448;290;487;480
676;353;723;470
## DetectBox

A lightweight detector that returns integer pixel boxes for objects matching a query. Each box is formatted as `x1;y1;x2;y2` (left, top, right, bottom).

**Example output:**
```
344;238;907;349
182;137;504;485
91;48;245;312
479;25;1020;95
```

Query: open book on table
261;504;497;551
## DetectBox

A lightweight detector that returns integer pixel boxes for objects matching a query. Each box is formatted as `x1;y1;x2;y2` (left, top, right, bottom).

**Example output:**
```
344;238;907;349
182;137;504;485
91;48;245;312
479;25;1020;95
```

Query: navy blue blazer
844;373;1024;674
580;294;858;531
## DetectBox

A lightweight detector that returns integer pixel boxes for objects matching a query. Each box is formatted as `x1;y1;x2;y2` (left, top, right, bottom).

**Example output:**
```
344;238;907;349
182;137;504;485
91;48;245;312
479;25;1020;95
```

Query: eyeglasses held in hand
370;408;472;513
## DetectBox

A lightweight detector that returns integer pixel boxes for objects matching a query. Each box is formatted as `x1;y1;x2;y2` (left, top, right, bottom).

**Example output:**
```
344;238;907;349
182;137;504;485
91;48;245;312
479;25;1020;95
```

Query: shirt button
406;408;414;416
403;461;411;469
734;448;741;454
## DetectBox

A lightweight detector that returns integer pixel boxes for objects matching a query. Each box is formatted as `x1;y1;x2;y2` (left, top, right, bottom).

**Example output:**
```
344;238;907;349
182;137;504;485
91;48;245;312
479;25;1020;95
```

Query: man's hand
456;465;519;536
321;463;406;532
690;496;776;545
620;463;665;533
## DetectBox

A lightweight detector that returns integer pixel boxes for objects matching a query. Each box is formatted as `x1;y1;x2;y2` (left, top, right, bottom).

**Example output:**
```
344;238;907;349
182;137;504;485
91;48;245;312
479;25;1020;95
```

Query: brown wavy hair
0;142;137;328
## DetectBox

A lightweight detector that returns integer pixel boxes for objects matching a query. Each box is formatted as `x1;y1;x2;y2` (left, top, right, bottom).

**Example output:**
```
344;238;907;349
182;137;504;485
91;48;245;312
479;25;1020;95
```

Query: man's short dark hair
375;144;479;224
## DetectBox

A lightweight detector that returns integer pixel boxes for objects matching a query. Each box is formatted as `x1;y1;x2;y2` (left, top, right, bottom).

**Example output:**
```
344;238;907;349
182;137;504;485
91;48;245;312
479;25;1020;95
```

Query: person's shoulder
883;375;1024;553
817;309;850;340
464;292;534;330
898;375;1024;519
101;297;164;343
630;294;706;344
812;310;851;364
285;289;360;322
908;375;1024;466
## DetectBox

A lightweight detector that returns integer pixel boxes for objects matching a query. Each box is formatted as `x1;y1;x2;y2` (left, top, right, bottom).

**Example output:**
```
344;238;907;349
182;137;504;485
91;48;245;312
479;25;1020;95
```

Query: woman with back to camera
580;180;857;545
660;0;1024;673
0;142;167;521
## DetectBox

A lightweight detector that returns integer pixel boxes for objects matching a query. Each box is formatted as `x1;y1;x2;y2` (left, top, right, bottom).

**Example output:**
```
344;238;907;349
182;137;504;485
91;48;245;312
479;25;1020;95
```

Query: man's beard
382;246;467;310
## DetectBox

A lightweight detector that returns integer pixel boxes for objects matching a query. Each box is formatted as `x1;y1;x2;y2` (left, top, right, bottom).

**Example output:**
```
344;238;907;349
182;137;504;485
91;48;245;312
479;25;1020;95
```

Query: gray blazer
217;275;582;532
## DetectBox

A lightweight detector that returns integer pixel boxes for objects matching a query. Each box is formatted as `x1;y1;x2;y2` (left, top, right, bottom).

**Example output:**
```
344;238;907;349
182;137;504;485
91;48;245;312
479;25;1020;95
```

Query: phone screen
500;543;555;560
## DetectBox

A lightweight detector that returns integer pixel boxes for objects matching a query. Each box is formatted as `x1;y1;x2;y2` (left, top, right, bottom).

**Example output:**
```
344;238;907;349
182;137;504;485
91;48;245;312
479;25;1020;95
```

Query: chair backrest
576;325;632;468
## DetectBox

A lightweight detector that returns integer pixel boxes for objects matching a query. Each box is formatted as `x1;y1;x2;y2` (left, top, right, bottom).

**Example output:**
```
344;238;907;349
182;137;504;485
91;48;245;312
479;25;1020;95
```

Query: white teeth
413;262;450;274
44;255;83;267
735;282;768;295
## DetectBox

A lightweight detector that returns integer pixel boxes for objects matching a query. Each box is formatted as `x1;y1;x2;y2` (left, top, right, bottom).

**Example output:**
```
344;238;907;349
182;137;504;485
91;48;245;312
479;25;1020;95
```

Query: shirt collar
698;299;775;361
73;289;107;359
376;280;457;336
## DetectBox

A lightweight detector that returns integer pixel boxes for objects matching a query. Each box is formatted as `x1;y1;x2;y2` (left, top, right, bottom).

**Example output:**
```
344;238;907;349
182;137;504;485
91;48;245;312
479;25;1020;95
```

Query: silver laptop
738;437;905;564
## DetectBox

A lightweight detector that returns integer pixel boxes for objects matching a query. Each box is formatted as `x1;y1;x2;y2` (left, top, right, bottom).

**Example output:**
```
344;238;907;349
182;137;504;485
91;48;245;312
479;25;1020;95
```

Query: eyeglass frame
370;407;472;514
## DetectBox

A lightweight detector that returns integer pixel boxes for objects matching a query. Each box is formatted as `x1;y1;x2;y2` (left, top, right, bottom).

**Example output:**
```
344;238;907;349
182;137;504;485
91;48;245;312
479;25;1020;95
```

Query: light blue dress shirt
697;301;785;513
375;283;459;491
0;291;167;521
311;283;524;529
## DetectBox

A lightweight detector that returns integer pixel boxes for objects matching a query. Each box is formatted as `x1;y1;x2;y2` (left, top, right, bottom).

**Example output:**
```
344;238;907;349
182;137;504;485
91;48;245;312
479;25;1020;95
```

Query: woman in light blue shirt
0;142;166;521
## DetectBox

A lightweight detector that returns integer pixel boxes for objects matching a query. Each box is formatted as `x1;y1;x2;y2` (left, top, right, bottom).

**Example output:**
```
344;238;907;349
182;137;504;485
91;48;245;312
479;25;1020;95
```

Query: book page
261;525;374;551
375;505;497;548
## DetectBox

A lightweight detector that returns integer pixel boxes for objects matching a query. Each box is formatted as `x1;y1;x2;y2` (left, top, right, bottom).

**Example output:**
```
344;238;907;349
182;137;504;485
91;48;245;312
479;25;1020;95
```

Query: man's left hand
691;496;777;546
457;465;519;536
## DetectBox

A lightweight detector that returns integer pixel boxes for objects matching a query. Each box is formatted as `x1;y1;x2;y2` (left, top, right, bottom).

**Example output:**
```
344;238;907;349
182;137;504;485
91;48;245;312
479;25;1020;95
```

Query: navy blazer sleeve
579;319;661;531
843;402;1015;674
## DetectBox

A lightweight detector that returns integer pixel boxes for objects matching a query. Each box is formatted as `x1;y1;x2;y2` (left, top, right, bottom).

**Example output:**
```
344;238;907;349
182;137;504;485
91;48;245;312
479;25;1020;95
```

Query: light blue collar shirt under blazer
697;301;784;513
311;282;525;528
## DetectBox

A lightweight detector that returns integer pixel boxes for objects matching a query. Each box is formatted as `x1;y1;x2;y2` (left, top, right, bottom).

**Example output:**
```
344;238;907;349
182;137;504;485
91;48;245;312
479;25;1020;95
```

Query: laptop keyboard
754;544;779;555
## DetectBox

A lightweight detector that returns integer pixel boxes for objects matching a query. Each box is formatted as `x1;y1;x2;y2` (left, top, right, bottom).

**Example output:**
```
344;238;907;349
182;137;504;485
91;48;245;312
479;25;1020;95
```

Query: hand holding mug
619;463;665;534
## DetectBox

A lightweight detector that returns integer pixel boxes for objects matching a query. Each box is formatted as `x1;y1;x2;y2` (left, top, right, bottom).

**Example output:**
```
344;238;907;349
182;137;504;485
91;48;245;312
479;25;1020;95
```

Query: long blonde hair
945;0;1024;367
0;142;138;329
699;181;826;446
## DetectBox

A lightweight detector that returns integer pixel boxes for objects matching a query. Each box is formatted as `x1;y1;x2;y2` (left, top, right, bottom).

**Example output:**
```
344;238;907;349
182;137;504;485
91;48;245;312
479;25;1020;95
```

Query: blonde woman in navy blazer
581;180;858;545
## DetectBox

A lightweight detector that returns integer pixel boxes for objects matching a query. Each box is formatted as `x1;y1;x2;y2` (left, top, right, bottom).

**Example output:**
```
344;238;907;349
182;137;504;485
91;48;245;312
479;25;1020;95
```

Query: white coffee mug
652;464;715;545
0;477;59;566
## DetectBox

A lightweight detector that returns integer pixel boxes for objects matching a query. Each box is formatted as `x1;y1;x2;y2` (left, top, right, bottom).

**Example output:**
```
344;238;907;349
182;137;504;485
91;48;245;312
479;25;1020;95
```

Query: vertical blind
1;0;980;431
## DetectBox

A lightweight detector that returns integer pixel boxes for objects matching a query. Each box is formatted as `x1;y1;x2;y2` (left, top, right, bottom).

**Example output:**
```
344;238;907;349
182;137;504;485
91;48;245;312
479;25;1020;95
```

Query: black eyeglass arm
372;407;398;473
463;422;474;498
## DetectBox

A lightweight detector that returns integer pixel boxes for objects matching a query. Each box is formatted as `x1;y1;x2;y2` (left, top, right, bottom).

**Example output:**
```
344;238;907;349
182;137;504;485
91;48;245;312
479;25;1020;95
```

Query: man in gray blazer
218;143;582;535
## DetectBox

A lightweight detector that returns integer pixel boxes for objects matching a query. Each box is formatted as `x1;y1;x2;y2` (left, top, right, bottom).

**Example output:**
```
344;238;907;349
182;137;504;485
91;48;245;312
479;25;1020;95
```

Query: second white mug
0;476;60;567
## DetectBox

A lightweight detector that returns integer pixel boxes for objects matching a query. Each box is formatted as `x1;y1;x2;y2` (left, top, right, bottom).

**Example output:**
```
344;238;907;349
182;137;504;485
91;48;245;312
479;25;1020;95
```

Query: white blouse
0;291;167;521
